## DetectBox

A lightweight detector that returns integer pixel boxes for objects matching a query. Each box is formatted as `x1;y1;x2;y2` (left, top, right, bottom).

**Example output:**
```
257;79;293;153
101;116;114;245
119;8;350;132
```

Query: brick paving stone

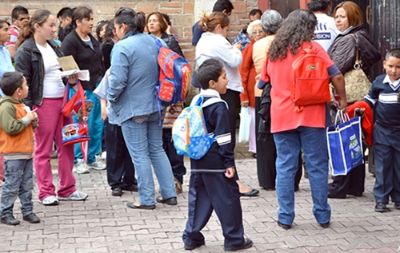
0;157;400;252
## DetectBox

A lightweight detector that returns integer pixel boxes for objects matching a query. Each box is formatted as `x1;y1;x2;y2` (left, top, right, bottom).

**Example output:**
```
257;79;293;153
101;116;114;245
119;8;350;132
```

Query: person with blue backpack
107;8;176;210
181;59;253;251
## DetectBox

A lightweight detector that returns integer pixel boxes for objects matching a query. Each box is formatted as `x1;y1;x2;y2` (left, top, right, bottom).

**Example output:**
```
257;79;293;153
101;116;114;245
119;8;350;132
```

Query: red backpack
291;46;331;108
153;37;191;106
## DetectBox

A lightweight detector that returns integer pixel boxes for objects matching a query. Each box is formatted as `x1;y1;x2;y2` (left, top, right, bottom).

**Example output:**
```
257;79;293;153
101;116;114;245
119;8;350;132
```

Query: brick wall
0;0;259;63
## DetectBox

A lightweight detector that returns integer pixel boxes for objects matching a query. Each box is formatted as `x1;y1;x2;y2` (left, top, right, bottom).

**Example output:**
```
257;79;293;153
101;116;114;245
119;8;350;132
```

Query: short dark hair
57;7;73;19
195;59;224;89
114;8;145;34
0;72;25;96
212;0;234;13
72;6;93;27
249;9;262;17
386;48;400;60
307;0;331;12
11;5;29;21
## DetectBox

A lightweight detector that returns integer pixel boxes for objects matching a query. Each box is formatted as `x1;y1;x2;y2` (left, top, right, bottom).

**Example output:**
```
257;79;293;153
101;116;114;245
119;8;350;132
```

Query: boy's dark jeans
0;159;34;217
105;121;136;189
162;128;186;184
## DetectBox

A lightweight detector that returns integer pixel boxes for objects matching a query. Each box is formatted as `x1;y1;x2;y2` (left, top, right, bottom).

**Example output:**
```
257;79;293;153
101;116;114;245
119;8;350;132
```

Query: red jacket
240;40;256;108
346;100;373;146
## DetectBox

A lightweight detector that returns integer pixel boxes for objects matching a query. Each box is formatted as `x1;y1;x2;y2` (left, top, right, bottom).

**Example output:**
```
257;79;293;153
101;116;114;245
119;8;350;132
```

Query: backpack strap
191;94;228;108
150;35;164;50
202;97;228;108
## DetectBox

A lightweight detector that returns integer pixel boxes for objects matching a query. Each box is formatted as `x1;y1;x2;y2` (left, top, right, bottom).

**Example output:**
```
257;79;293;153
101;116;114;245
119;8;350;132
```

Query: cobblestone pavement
0;156;399;253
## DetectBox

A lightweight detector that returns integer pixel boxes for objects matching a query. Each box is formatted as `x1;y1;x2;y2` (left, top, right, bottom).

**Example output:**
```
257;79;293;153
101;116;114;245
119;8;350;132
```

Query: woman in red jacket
240;20;265;157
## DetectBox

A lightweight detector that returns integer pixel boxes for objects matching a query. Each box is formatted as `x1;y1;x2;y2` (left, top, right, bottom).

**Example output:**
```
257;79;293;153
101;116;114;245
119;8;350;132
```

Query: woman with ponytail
15;9;87;206
107;8;176;209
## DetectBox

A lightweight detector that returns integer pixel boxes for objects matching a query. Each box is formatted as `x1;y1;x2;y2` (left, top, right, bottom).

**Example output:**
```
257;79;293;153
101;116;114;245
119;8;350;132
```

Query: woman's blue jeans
121;112;176;205
273;127;331;225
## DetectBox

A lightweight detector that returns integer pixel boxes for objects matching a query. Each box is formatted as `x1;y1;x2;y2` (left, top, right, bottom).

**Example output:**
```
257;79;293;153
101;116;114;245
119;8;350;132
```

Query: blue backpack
172;95;225;160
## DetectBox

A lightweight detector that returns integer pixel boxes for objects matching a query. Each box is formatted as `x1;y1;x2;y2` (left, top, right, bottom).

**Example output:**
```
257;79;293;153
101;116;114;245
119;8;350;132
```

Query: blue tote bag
327;111;364;176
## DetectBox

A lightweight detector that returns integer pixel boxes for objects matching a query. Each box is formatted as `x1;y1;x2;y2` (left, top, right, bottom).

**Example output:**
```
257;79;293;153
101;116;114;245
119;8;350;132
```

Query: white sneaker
100;151;107;160
58;190;88;201
41;195;59;206
88;158;106;170
73;160;90;174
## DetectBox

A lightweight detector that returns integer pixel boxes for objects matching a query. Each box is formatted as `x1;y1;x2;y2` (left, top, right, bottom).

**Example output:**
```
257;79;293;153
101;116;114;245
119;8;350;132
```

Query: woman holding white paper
61;6;105;174
15;9;87;206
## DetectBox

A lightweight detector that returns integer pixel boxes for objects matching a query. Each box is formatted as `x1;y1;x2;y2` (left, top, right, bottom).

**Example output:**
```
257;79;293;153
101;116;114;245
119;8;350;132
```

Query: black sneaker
111;187;123;197
277;220;292;230
23;213;40;223
375;203;391;213
394;203;400;210
156;196;177;205
184;241;205;250
319;221;330;228
1;215;20;226
224;238;253;251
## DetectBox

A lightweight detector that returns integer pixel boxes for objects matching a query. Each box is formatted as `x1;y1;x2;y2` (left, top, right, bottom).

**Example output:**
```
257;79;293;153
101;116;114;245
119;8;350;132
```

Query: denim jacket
107;33;161;125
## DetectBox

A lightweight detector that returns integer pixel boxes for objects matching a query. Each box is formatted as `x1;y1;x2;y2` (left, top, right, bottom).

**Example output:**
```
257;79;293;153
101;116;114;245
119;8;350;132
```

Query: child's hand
27;109;38;121
354;108;365;118
225;167;236;178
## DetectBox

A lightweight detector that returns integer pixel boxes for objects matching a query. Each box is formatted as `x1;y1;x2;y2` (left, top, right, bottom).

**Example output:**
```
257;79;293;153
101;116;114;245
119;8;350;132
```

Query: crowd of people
0;0;399;251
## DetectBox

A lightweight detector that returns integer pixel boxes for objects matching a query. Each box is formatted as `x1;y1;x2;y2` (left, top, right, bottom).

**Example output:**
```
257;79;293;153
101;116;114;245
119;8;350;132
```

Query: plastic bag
238;107;251;143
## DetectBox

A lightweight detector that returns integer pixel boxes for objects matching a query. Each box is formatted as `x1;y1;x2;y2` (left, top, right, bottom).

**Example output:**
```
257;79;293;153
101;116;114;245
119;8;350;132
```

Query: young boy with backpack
181;59;253;251
0;72;40;225
364;48;400;212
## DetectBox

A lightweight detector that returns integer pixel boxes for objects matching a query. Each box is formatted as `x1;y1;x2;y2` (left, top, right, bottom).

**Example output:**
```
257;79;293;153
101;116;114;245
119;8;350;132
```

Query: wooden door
370;0;400;75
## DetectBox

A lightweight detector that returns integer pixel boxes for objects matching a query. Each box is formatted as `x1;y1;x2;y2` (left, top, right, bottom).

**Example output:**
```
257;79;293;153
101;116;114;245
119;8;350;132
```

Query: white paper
58;55;90;81
60;69;90;81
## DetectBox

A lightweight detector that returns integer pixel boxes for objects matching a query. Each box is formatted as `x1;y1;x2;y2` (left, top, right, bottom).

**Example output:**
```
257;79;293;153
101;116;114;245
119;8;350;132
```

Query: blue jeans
71;90;104;164
0;159;34;217
121;112;176;205
273;127;331;225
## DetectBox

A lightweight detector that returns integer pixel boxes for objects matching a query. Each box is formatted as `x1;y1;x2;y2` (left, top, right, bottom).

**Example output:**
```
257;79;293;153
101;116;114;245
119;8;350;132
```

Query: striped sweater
365;74;400;128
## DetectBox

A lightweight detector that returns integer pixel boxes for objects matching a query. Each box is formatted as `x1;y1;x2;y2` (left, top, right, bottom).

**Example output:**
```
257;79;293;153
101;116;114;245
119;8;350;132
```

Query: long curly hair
268;9;317;61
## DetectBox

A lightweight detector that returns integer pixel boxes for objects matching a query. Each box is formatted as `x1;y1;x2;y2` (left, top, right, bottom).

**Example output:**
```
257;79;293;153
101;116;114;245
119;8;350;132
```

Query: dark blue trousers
182;172;244;248
105;120;136;189
373;123;400;204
